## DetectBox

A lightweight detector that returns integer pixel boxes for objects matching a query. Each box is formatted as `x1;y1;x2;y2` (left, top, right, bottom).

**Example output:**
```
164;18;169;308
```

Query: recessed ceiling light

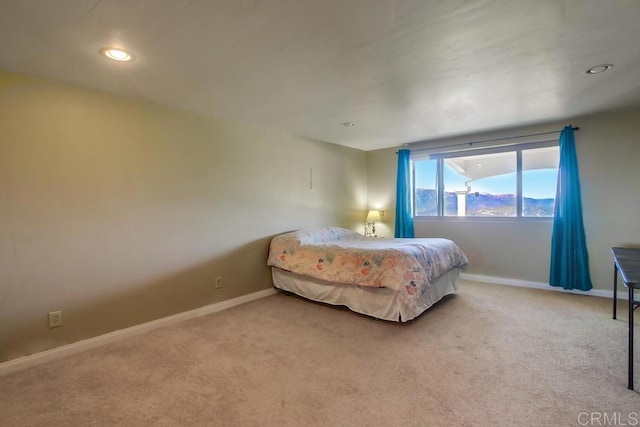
100;47;134;62
341;122;355;127
585;64;613;74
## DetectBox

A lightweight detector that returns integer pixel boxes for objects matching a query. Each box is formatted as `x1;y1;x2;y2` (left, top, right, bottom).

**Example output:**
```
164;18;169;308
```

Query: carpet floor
1;280;638;426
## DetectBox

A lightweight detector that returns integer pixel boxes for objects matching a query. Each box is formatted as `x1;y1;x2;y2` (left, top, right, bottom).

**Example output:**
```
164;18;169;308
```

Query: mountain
415;189;554;217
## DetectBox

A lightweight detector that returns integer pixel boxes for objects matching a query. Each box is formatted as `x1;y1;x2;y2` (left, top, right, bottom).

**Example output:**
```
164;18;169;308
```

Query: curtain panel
395;149;415;238
549;126;592;291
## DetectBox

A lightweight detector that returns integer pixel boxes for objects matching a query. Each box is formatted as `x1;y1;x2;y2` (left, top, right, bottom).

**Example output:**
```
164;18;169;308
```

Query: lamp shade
366;210;381;222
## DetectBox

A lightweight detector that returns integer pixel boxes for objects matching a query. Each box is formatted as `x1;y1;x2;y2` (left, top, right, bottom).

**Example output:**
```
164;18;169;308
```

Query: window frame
411;139;558;222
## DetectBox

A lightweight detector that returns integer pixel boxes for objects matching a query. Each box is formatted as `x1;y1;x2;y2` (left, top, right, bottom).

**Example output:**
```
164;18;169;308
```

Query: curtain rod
397;126;579;154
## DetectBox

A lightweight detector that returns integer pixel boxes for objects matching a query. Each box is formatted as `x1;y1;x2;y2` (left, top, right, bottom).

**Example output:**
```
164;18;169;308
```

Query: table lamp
366;210;381;236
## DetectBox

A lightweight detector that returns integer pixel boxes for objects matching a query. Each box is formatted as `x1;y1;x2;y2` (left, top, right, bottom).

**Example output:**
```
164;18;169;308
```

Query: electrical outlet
48;311;62;328
215;276;223;289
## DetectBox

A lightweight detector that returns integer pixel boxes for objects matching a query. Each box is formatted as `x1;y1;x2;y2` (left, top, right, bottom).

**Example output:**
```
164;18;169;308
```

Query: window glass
412;142;558;219
446;152;516;216
522;146;559;217
442;161;467;216
414;159;438;216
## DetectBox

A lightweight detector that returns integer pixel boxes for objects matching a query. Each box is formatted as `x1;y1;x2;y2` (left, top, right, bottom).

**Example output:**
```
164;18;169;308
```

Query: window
413;142;558;218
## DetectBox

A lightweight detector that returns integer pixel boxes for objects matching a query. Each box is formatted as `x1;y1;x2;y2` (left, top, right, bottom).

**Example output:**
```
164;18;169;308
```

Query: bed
267;227;468;321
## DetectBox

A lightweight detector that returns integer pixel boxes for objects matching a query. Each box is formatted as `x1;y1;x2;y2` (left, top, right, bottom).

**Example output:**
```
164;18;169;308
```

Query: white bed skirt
271;267;461;322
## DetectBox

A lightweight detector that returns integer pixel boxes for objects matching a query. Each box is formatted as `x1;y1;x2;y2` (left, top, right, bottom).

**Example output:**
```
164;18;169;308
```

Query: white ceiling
1;0;639;151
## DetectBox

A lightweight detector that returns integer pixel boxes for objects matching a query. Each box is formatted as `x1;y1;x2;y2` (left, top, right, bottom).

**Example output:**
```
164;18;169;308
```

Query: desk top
612;247;640;286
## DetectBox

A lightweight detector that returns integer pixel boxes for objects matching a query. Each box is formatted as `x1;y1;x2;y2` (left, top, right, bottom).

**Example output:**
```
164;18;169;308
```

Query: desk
611;247;640;390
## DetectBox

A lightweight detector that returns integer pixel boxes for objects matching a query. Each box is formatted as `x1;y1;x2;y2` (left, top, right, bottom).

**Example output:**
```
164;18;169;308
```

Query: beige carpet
1;280;638;426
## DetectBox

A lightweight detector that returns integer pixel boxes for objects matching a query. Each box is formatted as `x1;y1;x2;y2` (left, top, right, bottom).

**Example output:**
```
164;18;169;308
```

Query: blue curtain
395;149;415;238
549;126;592;291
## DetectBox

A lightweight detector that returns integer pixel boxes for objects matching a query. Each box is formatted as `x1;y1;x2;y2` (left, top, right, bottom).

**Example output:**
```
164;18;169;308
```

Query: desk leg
614;264;618;320
629;285;634;391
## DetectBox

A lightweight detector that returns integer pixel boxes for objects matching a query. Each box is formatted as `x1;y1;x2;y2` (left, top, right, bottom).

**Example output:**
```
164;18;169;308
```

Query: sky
415;160;558;199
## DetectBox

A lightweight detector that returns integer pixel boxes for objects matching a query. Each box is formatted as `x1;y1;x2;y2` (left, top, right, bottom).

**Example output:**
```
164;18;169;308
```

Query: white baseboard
0;288;276;377
460;273;625;300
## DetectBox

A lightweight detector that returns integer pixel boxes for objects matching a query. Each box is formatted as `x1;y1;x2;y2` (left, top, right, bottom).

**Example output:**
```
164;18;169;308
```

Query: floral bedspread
267;227;468;301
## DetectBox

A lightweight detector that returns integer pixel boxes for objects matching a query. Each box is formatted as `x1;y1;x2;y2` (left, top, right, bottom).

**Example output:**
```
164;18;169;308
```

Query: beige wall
3;65;638;363
366;108;640;291
0;71;367;362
